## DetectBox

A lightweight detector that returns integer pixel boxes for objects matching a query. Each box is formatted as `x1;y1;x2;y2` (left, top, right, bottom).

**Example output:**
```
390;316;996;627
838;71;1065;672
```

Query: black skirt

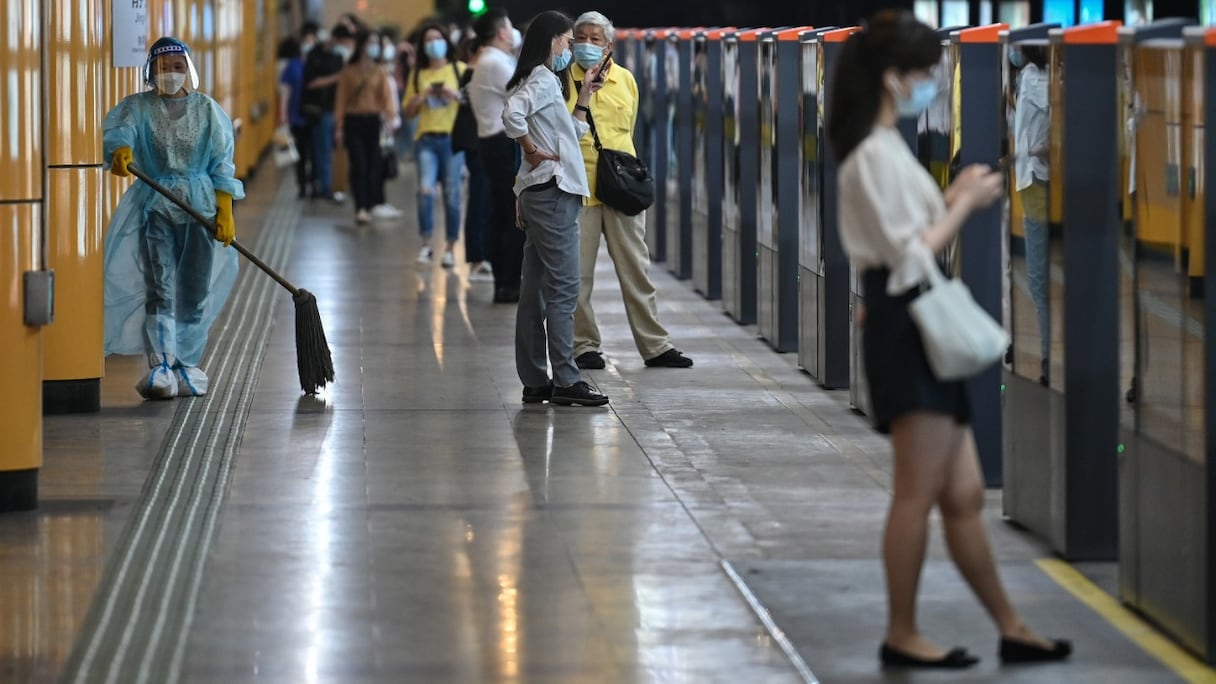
862;268;971;434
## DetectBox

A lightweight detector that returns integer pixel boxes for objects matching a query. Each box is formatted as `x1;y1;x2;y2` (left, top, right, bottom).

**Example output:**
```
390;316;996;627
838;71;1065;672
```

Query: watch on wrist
575;104;591;113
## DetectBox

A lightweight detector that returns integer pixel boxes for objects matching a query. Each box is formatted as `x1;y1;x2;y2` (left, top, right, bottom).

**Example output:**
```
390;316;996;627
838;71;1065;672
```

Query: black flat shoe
999;637;1072;664
576;351;605;369
521;383;553;404
880;644;979;669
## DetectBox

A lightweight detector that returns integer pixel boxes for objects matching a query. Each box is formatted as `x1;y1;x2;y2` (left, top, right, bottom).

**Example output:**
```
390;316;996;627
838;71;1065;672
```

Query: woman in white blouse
828;10;1071;669
502;11;609;407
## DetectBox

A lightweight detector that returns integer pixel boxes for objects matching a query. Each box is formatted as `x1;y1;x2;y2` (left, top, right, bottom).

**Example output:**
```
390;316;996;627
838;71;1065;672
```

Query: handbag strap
573;80;604;153
911;241;946;289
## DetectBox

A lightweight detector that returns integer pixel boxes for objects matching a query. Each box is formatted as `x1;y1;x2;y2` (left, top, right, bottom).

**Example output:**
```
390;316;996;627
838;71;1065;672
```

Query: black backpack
450;66;480;154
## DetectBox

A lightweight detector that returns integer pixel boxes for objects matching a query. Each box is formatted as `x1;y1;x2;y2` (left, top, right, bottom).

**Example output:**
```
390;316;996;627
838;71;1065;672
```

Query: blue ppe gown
102;91;245;369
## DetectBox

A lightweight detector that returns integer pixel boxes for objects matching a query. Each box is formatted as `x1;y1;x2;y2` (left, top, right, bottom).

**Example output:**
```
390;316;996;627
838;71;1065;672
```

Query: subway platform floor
4;162;1207;683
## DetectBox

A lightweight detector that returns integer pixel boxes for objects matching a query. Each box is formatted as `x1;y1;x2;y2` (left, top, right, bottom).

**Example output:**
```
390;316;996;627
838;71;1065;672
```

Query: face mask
383;44;397;61
890;76;937;118
317;29;330;43
1009;48;1024;69
301;41;314;56
334;44;353;61
366;43;382;60
156;72;187;95
573;43;603;70
451;29;462;45
511;28;523;51
551;47;572;72
425;39;447;60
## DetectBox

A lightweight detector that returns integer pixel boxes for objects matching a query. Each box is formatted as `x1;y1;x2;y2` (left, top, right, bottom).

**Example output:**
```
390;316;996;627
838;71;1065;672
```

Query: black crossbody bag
576;82;654;216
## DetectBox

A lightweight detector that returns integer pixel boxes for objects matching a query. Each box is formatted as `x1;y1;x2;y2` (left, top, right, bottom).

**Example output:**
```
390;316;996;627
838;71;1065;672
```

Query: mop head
293;289;335;394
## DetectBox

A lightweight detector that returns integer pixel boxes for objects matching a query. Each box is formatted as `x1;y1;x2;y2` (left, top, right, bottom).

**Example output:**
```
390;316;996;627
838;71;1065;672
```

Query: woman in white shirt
828;10;1071;669
502;11;609;407
1011;44;1052;385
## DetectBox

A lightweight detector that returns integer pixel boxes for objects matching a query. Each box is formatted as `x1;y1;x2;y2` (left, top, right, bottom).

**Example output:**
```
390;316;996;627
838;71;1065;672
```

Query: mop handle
127;165;301;298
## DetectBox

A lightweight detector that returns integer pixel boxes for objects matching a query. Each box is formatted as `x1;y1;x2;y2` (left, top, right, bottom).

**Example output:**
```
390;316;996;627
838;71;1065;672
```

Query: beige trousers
574;204;673;360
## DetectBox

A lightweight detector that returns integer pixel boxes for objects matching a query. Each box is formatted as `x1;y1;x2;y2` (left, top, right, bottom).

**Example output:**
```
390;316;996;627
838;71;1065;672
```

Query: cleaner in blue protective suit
103;36;244;400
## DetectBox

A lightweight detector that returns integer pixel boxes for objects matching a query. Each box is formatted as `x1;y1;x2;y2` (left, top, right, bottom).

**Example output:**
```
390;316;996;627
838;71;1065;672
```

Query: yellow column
0;3;44;511
41;0;106;415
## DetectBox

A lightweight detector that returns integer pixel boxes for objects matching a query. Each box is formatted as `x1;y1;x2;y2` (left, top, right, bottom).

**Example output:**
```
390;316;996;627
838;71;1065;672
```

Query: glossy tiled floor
2;163;1199;683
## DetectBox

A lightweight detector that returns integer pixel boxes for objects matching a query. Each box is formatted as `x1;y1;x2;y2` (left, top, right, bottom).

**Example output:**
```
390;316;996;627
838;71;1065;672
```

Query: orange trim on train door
823;27;861;43
1063;21;1123;45
958;24;1010;43
778;27;814;41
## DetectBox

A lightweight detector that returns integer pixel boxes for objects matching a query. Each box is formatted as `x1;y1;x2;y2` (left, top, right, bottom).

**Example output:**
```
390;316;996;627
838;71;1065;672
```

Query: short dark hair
474;8;509;49
331;24;354;41
300;21;319;39
277;37;301;60
826;10;941;162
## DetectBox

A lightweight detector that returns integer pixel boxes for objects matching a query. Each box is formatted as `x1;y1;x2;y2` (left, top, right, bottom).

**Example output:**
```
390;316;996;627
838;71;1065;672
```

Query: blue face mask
892;77;938;118
1009;47;1024;69
366;43;382;60
425;39;447;60
572;43;603;70
552;47;572;72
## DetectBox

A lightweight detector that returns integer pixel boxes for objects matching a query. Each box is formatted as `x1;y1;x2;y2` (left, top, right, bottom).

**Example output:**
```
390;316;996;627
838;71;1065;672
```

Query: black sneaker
550;381;609;407
576;351;606;369
644;348;694;368
522;383;553;404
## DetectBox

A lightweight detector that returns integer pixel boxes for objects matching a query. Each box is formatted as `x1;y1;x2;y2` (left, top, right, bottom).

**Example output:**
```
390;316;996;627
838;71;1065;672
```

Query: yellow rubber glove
214;191;235;246
110;146;133;177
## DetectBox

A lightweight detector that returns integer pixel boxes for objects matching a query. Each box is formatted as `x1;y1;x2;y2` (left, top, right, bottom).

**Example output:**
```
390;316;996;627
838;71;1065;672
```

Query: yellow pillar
41;0;106;415
0;3;44;511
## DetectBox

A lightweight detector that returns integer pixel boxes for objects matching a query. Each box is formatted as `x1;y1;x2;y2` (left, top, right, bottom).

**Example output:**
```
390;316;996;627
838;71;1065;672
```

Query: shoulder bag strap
573;80;603;152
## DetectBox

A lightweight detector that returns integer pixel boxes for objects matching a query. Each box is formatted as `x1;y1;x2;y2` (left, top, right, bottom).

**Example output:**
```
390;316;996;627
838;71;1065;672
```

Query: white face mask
156;72;187;95
383;44;397;61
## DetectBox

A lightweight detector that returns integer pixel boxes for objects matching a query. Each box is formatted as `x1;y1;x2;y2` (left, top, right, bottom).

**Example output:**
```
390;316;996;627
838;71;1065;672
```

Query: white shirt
468;46;515;138
503;65;590;197
1014;63;1050;192
838;126;946;295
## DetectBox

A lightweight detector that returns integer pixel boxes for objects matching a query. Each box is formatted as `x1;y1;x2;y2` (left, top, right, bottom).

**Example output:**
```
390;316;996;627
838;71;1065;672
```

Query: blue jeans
415;133;464;241
396;115;417;156
311;112;335;197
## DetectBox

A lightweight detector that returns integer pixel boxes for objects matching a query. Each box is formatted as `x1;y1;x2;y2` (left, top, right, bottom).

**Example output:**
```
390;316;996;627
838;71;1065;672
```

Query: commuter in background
456;28;494;281
828;10;1071;669
370;32;404;221
403;23;467;267
302;24;354;204
394;31;418;156
1011;44;1051;386
277;37;313;199
334;30;397;225
102;37;243;400
469;8;525;301
566;11;693;371
503;10;609;407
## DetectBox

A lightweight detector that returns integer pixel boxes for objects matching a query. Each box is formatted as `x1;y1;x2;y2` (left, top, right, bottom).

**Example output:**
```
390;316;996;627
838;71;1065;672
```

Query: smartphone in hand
592;49;613;83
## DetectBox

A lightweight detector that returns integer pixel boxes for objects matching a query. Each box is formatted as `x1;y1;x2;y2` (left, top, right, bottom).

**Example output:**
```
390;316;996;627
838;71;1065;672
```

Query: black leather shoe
999;637;1072;664
644;348;694;368
576;351;605;369
550;381;609;407
493;288;520;304
879;644;979;669
522;383;553;404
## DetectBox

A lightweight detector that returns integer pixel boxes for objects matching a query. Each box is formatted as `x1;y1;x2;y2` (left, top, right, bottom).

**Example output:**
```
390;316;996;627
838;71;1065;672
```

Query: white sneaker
469;262;494;282
135;363;177;401
371;204;402;219
356;209;371;224
418;246;434;264
175;365;209;397
441;250;456;268
331;191;347;203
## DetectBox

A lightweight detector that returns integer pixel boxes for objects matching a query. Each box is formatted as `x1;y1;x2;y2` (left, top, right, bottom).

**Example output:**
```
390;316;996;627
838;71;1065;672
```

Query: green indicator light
1000;384;1006;392
468;0;487;15
1117;444;1125;454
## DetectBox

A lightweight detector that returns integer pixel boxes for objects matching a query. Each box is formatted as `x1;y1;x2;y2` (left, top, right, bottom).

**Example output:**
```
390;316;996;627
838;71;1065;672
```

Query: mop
127;165;335;394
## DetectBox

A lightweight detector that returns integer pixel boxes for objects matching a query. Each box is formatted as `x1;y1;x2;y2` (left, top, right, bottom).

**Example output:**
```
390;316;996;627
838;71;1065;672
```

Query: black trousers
479;133;524;290
290;124;313;197
343;113;384;213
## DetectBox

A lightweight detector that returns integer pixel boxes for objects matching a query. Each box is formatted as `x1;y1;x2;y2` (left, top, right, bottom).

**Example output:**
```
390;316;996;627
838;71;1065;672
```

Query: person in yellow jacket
103;37;244;400
565;12;693;370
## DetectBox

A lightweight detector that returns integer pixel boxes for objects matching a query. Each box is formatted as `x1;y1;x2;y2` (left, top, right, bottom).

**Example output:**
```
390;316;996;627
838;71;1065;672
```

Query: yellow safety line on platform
1036;558;1216;683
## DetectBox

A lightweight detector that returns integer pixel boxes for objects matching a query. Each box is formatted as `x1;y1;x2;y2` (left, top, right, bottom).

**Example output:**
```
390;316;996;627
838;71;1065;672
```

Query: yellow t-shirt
566;62;639;205
404;61;467;140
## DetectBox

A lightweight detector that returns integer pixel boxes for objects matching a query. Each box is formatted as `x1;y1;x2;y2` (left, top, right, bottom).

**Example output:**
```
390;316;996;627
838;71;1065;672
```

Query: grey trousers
516;185;583;388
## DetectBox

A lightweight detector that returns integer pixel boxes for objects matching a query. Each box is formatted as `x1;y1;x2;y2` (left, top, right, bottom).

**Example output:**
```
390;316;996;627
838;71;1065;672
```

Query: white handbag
907;247;1009;381
272;125;299;168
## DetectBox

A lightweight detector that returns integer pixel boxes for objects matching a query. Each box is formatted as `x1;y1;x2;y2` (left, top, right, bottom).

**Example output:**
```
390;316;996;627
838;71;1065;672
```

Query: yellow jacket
566;61;639;206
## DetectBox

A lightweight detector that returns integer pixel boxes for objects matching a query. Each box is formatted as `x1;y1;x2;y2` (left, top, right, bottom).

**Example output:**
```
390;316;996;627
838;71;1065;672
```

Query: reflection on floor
0;163;1206;683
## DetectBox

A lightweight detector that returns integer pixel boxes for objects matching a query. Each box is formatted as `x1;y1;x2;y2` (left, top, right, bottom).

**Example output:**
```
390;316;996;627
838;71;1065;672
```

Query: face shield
143;38;200;90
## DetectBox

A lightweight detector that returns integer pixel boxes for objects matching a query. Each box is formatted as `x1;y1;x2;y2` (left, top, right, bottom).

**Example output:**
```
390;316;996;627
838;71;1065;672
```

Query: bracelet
575;104;591;114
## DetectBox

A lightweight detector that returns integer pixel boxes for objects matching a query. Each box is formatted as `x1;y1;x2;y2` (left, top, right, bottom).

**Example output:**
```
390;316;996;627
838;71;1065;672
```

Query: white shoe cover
175;365;209;397
136;364;177;400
